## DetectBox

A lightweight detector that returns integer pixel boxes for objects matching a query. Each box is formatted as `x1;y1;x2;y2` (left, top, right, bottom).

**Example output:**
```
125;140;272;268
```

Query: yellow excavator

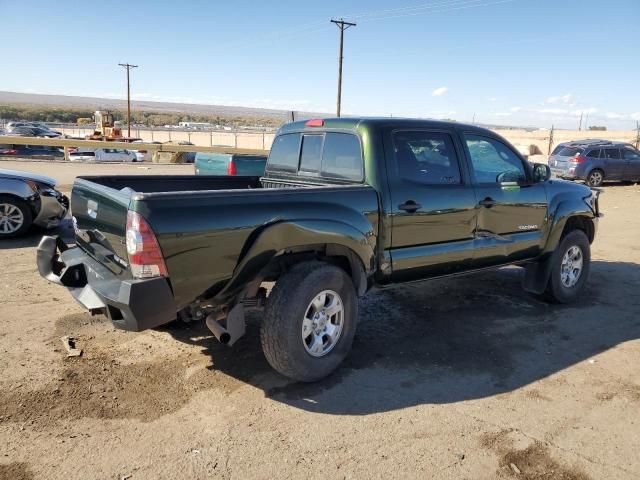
88;111;123;140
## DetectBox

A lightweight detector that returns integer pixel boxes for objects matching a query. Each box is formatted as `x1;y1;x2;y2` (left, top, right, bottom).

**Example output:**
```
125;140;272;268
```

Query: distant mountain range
0;91;326;121
0;90;540;130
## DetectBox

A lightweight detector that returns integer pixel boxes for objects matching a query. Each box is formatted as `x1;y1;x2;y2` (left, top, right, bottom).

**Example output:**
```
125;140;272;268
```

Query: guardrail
0;135;270;156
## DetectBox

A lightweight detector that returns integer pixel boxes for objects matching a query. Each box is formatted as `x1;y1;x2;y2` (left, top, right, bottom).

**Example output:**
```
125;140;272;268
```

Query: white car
69;148;137;162
130;140;162;162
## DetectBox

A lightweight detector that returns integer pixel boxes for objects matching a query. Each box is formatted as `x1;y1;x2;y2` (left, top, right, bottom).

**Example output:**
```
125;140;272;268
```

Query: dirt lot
1;160;639;479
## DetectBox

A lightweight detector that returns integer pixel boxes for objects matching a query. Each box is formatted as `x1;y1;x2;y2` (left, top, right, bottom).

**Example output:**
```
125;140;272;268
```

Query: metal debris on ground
60;336;82;357
510;462;521;474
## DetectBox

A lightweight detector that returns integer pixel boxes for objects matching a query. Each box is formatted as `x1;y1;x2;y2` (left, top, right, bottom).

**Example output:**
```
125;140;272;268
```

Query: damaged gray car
0;169;68;238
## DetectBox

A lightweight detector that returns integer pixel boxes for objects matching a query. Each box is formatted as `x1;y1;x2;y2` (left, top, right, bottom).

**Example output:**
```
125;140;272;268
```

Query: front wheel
261;261;358;382
544;230;591;303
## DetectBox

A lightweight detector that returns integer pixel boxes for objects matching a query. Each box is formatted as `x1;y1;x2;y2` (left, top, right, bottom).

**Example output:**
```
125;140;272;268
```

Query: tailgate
71;178;132;277
234;155;268;176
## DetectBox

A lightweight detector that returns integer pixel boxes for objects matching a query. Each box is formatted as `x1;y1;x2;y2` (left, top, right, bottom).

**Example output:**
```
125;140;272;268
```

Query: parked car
194;152;268;176
0;144;64;158
69;148;137;162
549;140;640;187
0;168;68;238
131;140;162;162
7;125;61;138
38;118;600;382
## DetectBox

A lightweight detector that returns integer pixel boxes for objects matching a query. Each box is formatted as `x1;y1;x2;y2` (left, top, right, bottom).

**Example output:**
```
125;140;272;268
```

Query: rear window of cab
267;132;363;181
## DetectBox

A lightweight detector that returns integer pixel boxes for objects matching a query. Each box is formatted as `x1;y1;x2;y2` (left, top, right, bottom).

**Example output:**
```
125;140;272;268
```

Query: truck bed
77;174;263;193
70;175;380;310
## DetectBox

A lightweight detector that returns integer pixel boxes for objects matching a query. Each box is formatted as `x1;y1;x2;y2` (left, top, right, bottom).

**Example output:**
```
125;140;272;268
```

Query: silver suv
549;140;640;187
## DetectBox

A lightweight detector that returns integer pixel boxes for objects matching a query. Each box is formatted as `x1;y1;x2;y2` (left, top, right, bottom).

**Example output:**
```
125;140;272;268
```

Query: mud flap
522;254;554;295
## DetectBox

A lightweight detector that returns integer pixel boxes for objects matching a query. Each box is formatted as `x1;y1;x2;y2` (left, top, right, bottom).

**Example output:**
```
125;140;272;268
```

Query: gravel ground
0;160;639;479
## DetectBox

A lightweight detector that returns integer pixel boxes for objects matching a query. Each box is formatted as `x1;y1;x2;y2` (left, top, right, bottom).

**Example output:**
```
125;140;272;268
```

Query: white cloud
510;106;522;112
631;112;640;121
495;112;512;117
605;112;625;119
432;87;448;97
488;97;497;102
545;94;576;106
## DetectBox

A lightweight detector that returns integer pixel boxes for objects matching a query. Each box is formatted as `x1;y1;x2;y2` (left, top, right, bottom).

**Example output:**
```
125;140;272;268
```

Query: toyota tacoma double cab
38;118;601;381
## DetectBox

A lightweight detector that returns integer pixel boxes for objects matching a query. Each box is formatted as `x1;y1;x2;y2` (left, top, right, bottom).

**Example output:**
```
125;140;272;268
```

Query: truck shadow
165;260;640;415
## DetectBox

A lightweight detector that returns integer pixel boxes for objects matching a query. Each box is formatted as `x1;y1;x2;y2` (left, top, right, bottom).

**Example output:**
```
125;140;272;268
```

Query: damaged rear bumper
37;235;176;331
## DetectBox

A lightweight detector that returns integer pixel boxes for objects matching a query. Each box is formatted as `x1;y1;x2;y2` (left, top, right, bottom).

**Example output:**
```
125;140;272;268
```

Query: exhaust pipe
206;314;231;344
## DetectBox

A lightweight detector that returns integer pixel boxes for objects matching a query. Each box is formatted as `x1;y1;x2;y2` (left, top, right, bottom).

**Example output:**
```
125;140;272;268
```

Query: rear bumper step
37;235;176;331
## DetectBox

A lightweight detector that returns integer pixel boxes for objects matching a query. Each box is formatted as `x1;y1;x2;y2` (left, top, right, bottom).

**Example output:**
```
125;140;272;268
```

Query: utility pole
472;113;476;124
548;124;555;155
331;18;356;117
118;63;138;137
578;111;583;131
636;121;640;149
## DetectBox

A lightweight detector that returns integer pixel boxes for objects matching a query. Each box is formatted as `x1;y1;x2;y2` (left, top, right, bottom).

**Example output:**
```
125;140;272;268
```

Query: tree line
0;104;283;128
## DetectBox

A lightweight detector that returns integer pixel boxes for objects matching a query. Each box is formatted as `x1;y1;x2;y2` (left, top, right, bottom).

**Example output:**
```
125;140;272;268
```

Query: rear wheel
0;195;33;238
261;261;358;382
586;169;604;187
544;230;590;303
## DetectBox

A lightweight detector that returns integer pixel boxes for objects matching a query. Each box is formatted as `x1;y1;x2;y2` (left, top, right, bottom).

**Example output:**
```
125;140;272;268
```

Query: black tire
0;195;33;239
586;169;604;187
544;230;590;303
261;261;358;382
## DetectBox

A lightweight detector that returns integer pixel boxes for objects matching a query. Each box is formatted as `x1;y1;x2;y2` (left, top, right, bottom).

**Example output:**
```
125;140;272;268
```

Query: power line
331;19;356;118
118;63;138;138
233;0;517;51
343;0;498;20
355;0;517;23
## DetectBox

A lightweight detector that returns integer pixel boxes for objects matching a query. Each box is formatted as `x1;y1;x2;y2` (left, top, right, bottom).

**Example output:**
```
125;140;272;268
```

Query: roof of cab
277;117;494;136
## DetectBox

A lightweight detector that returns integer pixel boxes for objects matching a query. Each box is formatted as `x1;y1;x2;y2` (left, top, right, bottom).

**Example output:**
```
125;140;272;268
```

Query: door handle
399;200;421;213
479;197;496;208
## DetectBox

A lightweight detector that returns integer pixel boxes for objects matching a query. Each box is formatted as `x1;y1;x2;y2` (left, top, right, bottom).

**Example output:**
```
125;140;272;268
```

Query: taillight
125;211;168;278
1;149;17;155
227;159;237;175
305;119;324;127
574;155;586;164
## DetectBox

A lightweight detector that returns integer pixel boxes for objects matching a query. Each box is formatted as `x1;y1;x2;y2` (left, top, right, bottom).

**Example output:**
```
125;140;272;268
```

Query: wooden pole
331;19;356;118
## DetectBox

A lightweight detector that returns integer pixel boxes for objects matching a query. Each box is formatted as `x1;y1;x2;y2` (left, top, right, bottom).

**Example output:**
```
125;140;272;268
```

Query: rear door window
586;149;601;158
268;133;301;171
321;133;363;180
603;148;621;159
392;130;461;185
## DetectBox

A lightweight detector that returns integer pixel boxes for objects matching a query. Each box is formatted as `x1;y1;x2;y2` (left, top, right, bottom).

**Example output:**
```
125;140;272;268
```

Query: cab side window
392;131;461;185
464;134;526;184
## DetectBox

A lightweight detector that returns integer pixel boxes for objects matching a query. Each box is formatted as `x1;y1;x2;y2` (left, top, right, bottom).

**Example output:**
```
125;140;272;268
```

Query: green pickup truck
38;118;601;382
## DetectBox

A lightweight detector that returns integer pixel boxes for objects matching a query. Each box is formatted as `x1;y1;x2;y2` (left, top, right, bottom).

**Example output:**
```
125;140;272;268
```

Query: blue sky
1;0;638;129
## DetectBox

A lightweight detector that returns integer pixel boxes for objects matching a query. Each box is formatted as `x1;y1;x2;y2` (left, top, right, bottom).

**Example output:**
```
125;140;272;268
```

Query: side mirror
533;163;551;182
